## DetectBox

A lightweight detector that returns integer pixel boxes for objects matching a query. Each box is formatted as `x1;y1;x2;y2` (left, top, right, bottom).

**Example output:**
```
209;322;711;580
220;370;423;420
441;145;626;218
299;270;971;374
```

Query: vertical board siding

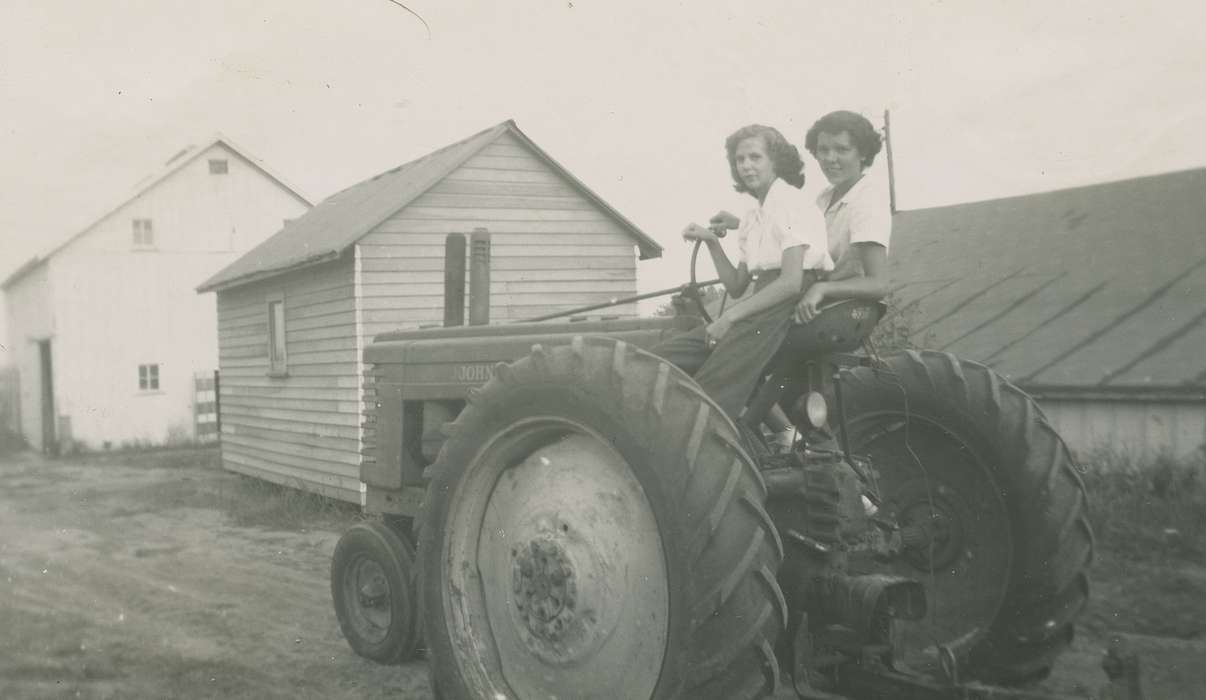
1039;398;1206;462
357;131;639;343
215;256;361;501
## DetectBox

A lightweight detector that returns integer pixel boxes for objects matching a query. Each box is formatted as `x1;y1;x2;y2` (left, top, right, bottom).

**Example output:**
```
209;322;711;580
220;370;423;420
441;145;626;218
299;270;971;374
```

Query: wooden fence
194;370;220;443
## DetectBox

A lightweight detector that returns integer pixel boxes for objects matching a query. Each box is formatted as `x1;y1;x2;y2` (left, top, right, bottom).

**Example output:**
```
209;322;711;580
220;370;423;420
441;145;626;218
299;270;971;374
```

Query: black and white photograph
1;1;1203;698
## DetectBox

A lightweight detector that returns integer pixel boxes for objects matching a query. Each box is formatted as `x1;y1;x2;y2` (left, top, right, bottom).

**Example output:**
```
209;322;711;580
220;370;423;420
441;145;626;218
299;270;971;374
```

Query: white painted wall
26;143;309;449
0;293;8;361
3;263;53;450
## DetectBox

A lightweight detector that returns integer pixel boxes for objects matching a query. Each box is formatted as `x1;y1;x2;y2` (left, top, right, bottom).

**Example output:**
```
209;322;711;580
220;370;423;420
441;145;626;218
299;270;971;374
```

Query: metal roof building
890;168;1206;459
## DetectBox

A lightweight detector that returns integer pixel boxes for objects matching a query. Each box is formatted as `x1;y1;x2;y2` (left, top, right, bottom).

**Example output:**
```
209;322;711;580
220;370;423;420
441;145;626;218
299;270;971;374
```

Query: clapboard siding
221;415;359;442
361;267;635;285
361;232;627;247
427;179;576;197
358;254;634;272
209;127;652;504
357;134;637;340
220;412;359;439
222;454;359;501
373;219;627;235
214;255;361;502
1038;398;1206;461
418;193;593;210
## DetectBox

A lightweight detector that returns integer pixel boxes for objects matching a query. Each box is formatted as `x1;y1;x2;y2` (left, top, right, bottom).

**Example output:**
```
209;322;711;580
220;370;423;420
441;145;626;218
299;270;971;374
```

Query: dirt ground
0;449;430;700
1;447;1203;699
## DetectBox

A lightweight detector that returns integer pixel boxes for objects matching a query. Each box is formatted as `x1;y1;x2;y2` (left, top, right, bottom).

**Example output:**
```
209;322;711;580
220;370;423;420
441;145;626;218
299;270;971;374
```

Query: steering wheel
681;223;733;324
684;240;713;322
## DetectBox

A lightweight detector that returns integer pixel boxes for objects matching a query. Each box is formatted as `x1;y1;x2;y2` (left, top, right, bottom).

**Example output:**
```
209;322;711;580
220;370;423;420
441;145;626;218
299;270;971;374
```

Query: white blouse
816;174;892;280
738;178;833;273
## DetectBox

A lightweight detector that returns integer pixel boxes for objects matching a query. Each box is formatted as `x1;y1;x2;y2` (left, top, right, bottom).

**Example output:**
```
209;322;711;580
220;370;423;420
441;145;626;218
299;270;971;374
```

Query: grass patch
64;444;223;470
212;474;364;532
0;426;26;457
1080;447;1206;563
102;446;365;533
1079;446;1206;640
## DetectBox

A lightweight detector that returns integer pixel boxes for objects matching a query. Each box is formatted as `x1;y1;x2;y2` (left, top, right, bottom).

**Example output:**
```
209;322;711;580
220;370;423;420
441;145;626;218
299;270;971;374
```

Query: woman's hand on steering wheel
681;223;719;243
708;210;740;234
793;283;827;324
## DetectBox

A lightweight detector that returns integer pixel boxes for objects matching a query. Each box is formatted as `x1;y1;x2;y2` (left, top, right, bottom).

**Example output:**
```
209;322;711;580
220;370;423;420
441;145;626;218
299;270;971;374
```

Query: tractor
329;237;1095;700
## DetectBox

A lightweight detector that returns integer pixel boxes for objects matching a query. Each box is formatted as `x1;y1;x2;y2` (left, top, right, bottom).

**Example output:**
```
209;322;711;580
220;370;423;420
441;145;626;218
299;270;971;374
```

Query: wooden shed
197;120;662;501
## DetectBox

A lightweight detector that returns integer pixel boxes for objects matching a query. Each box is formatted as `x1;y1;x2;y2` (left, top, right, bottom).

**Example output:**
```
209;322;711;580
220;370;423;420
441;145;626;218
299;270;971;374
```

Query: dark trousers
651;271;819;421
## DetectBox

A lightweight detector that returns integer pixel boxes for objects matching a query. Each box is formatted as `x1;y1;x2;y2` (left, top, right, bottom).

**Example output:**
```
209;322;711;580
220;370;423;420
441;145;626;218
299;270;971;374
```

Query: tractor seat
780;298;887;357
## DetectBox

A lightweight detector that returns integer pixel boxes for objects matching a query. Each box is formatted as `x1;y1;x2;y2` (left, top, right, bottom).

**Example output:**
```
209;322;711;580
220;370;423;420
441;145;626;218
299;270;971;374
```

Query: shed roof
197;120;663;293
890;167;1206;395
1;135;312;290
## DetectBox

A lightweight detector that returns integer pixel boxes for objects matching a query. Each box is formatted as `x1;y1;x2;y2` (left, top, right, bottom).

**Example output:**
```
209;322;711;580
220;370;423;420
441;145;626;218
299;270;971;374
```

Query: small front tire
331;520;422;664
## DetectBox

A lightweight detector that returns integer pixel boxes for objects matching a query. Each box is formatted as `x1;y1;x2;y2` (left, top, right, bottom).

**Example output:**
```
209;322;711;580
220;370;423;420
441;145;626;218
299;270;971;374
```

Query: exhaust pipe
443;233;466;327
469;228;491;326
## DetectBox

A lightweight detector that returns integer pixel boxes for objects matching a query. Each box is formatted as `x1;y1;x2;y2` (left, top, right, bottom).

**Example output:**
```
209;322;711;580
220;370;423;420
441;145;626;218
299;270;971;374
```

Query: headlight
804;391;828;428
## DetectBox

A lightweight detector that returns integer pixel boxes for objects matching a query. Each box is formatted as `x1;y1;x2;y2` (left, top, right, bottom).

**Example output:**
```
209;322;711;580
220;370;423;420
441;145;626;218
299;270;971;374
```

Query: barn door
38;339;56;455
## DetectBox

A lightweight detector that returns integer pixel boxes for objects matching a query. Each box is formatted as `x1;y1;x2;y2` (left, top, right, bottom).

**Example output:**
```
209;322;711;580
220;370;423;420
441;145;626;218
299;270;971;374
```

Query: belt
751;268;823;293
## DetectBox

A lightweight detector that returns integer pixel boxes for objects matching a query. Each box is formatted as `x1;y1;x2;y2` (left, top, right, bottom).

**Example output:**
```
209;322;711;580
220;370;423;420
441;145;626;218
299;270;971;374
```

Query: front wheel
419;336;786;700
330;521;422;664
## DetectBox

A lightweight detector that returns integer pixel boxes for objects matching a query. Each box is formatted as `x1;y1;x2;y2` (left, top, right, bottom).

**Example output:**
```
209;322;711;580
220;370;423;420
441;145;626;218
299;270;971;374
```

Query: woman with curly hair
652;124;832;420
794;110;892;323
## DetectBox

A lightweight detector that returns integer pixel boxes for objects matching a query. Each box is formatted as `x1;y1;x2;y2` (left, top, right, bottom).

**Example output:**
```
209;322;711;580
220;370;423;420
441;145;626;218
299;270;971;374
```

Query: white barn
2;137;312;453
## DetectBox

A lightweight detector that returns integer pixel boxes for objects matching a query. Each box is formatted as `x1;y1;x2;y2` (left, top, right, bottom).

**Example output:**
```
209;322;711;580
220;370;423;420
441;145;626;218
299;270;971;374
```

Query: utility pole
884;109;898;215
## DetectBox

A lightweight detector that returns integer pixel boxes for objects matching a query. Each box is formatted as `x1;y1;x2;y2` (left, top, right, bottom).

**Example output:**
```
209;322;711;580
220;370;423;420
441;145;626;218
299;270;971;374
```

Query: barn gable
4;137;310;291
198;120;661;294
356;130;646;336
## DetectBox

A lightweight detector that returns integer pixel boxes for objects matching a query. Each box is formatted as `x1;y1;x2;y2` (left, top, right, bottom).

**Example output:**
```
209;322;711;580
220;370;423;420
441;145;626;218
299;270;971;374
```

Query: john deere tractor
330;239;1093;700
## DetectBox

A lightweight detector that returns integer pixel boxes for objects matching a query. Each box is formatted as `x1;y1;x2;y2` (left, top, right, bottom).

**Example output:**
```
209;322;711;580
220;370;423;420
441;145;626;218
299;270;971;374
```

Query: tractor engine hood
364;317;695;401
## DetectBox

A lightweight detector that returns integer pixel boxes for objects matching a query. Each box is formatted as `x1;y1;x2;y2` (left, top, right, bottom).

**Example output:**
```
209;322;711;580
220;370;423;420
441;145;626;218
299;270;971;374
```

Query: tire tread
420;335;783;699
844;350;1093;684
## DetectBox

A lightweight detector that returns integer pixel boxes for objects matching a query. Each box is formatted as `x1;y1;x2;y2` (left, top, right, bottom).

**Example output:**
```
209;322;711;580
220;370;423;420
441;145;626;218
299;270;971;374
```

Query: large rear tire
418;336;786;700
841;350;1093;684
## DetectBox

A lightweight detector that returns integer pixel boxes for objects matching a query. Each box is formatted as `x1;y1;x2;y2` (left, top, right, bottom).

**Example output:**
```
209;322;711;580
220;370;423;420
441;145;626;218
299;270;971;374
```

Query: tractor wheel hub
513;537;578;642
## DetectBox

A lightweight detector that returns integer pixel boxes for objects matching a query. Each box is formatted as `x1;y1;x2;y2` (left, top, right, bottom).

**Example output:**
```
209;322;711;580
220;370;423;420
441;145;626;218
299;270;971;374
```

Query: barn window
138;364;160;391
132;219;155;248
268;299;287;375
208;159;229;174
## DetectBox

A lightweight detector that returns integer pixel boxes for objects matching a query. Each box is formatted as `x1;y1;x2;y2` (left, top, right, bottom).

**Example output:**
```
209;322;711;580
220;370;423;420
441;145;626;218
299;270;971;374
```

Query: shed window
132;219;155;248
208;159;229;174
138;364;160;391
268;300;287;374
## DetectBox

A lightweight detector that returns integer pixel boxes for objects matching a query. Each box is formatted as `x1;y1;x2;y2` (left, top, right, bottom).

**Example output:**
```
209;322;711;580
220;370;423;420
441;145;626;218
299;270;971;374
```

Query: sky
2;0;1205;321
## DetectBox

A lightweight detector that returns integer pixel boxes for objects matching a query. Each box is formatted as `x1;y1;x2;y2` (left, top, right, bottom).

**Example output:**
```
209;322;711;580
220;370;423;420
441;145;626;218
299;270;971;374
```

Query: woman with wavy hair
652;124;832;421
794;110;892;323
